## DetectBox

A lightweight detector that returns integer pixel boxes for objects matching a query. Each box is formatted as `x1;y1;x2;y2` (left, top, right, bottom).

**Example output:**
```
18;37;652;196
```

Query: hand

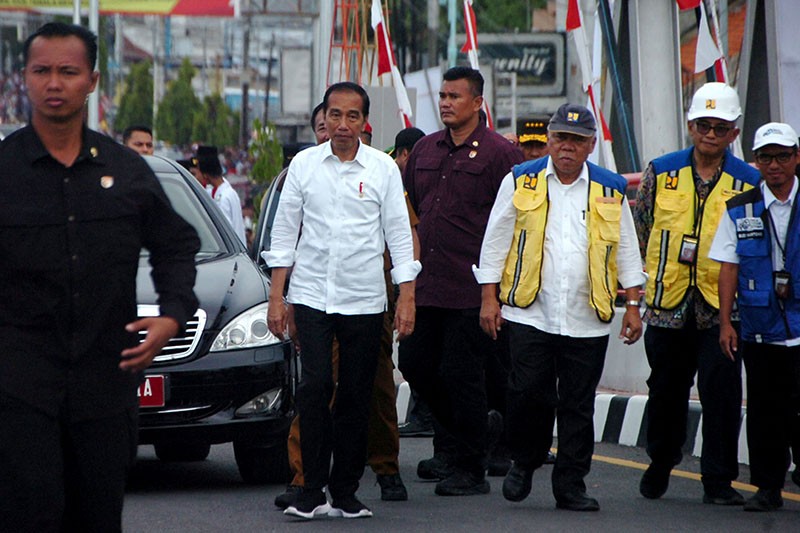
268;299;288;340
286;303;299;349
120;317;180;372
619;307;642;345
480;296;504;340
394;291;416;341
719;322;738;361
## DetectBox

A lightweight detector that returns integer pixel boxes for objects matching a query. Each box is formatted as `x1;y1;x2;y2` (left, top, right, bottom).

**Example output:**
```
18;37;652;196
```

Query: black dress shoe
274;485;302;510
502;464;534;502
398;418;434;437
417;454;454;481
377;473;408;501
702;485;744;505
544;451;557;465
743;488;783;512
639;463;671;499
555;490;600;512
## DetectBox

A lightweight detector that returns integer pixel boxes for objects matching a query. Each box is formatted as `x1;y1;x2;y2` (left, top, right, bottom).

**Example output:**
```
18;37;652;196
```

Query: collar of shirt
436;119;488;149
690;147;726;196
20;124;109;168
321;139;369;168
762;176;799;209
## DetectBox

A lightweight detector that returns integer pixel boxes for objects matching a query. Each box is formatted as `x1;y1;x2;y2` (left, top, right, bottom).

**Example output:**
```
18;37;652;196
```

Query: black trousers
742;341;800;490
0;392;138;533
293;305;383;498
643;324;742;489
504;322;607;496
398;306;491;476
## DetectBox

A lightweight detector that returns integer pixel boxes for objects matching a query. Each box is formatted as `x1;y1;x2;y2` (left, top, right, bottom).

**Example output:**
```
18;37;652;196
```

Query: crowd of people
259;68;800;520
1;21;799;532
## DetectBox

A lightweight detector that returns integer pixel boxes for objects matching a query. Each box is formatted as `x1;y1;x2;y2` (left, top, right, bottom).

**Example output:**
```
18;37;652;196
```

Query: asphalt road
124;438;800;532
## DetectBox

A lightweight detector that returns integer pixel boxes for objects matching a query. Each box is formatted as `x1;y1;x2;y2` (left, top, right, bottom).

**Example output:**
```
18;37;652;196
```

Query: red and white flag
677;0;725;79
460;0;493;129
371;0;413;127
566;0;616;170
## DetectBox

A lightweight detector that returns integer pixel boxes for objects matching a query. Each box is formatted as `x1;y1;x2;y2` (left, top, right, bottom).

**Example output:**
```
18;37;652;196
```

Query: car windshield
144;173;227;259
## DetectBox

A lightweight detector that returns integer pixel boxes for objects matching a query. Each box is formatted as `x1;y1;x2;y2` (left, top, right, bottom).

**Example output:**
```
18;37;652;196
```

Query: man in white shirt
710;122;800;512
264;82;420;520
474;104;645;512
196;145;247;245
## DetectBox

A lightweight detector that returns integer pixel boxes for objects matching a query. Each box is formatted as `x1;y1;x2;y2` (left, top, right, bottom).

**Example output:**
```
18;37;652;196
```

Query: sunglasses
694;121;734;137
754;152;795;165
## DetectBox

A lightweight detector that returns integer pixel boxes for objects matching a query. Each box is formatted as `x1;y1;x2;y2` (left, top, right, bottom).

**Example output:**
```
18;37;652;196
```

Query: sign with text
458;32;566;97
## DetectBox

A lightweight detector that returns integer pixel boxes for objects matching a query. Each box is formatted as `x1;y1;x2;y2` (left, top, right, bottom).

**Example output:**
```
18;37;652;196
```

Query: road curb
593;393;750;465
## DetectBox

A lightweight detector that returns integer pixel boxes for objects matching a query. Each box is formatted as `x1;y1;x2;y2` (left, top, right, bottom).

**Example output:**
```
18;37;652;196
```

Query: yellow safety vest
499;166;624;323
645;165;753;310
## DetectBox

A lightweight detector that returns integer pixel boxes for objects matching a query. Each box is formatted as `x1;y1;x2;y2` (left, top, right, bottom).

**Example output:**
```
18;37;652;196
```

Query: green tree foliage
155;58;201;146
191;92;239;148
116;60;153;132
471;0;546;33
248;118;283;220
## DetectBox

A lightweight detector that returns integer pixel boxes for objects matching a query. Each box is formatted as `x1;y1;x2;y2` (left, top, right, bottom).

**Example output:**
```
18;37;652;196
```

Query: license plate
138;375;165;408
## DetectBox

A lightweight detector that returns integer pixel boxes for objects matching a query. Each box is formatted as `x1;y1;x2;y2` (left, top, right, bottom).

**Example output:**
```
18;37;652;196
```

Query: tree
472;0;546;33
191;92;239;148
248;118;283;220
116;60;153;132
155;58;201;146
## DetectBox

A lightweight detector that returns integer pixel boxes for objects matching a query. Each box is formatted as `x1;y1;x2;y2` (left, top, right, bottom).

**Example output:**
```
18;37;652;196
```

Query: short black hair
23;22;97;70
122;125;153;144
323;82;370;117
310;102;325;129
443;66;484;97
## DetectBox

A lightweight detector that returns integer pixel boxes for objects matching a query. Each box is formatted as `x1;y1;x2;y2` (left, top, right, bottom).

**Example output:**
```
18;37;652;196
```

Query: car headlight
210;302;282;351
235;387;283;416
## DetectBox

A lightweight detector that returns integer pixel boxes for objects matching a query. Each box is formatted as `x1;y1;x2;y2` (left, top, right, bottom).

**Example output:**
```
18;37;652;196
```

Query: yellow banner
0;1;181;14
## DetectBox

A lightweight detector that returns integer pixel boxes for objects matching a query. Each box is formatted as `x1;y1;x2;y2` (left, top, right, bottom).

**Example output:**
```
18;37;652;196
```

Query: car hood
136;252;269;328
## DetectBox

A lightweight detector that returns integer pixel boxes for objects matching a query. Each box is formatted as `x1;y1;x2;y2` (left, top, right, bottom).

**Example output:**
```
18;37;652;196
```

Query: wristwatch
626;299;641;307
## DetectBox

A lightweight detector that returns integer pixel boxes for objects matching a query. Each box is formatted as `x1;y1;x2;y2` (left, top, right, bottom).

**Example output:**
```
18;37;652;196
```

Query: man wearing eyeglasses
710;122;800;512
633;82;761;505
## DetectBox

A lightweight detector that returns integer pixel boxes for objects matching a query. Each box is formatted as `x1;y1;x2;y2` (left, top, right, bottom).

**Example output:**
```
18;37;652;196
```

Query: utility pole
240;14;251;148
264;33;275;124
427;0;439;66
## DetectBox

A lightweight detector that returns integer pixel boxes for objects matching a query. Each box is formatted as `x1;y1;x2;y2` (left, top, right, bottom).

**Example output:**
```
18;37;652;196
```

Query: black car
136;156;295;484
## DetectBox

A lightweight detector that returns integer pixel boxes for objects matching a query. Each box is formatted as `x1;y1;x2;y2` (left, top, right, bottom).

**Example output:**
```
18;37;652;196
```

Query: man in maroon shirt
400;66;524;496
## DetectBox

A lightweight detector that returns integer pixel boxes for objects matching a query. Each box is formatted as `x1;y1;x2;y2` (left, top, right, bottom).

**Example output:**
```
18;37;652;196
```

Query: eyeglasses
754;152;796;165
694;121;734;137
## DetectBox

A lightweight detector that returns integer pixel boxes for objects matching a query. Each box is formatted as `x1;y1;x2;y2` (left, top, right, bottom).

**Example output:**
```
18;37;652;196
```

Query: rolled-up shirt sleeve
617;198;648;289
709;211;739;264
472;172;516;284
383;162;421;284
261;160;304;268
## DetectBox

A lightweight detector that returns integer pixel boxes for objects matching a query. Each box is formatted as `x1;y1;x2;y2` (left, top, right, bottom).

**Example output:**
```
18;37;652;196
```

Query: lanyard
766;209;786;266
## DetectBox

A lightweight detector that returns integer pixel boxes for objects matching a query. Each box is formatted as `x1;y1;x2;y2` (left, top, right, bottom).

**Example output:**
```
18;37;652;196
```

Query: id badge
678;235;699;265
774;271;791;300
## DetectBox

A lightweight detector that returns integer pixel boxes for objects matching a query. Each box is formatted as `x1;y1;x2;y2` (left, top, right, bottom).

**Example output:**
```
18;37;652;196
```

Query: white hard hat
687;82;741;122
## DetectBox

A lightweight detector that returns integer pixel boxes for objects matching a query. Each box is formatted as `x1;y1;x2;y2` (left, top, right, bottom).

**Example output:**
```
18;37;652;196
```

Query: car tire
154;442;211;462
233;440;290;484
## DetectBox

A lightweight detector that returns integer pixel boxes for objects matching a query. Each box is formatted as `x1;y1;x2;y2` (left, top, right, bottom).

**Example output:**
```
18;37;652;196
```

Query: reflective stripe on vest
645;164;752;310
499;167;624;322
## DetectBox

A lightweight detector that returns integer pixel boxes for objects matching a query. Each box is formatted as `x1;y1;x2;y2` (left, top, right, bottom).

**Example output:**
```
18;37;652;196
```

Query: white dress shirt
262;141;421;315
473;158;645;337
212;178;247;245
709;177;800;346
